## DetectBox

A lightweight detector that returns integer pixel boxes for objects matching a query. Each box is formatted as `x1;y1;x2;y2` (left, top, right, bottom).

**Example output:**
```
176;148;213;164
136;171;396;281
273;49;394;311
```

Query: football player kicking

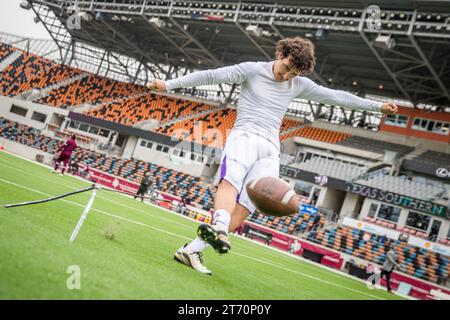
148;37;398;275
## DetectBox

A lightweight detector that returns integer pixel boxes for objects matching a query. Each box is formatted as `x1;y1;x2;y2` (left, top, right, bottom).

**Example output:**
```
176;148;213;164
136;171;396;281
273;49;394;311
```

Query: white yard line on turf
0;176;390;300
0;160;194;231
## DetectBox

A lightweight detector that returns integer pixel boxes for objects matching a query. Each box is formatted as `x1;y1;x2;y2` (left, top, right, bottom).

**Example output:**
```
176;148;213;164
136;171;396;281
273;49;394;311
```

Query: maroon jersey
59;138;77;156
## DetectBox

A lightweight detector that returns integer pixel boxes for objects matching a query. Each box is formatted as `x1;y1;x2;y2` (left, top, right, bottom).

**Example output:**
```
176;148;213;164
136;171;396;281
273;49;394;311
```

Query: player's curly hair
275;37;316;75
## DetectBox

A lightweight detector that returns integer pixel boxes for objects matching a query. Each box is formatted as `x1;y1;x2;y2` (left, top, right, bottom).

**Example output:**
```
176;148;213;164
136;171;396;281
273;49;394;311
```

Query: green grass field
0;151;404;300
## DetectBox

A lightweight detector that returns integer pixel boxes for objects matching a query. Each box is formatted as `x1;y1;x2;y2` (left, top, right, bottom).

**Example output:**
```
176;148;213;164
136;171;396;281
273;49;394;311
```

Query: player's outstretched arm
146;79;166;92
300;78;398;115
380;102;398;115
146;62;255;92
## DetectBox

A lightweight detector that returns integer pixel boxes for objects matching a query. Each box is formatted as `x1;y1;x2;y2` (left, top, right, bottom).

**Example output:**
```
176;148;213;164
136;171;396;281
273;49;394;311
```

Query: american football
246;177;302;217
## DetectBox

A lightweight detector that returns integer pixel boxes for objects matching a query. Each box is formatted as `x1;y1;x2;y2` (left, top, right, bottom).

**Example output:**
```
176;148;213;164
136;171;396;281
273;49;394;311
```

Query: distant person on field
134;172;151;202
53;134;77;176
381;242;400;293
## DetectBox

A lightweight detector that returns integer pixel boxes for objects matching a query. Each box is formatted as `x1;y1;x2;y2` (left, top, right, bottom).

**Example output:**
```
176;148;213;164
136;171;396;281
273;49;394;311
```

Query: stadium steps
21;72;89;102
400;147;428;161
0;51;22;72
155;104;224;130
92;91;149;108
279;122;308;136
70;91;151;114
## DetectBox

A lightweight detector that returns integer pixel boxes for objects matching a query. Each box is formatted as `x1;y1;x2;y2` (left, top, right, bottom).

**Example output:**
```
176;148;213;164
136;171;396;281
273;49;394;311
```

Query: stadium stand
36;74;146;108
0;116;63;153
1;115;448;286
404;150;450;169
307;224;450;284
85;93;215;126
295;157;367;180
16;62;83;94
280;126;351;143
155;109;308;147
279;118;303;132
0;117;215;210
55;130;98;146
337;135;415;156
356;174;444;201
0;42;17;62
0;50;55;96
247;210;325;235
156;108;237;148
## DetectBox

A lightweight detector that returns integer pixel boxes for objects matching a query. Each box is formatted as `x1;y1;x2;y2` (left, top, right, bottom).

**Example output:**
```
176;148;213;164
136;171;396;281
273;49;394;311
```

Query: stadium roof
25;0;450;110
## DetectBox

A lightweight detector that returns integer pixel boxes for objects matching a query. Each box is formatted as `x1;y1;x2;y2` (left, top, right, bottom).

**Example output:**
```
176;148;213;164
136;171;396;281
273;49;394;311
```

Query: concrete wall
122;136;138;160
132;138;207;177
312;119;450;153
340;193;361;218
0;96;68;131
316;187;345;213
0;137;53;165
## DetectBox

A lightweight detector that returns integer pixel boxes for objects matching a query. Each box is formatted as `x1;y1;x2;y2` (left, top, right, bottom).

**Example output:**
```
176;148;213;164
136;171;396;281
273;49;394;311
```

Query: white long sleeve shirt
165;61;382;146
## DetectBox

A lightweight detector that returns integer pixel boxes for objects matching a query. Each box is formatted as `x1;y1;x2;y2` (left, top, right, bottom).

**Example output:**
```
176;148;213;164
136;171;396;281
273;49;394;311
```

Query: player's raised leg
229;203;251;233
53;156;61;173
197;178;238;254
60;155;70;175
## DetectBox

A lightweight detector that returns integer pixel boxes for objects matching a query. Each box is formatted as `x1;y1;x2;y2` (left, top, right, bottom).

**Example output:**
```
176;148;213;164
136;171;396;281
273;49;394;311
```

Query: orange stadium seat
0;50;55;96
279;126;351;143
156;108;237;148
16;63;83;94
0;42;17;62
36;74;146;108
86;93;214;126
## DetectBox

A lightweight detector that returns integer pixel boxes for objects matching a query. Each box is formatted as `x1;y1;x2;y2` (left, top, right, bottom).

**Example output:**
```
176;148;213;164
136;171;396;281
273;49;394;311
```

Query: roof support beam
99;19;166;76
140;14;196;67
358;7;413;103
407;10;450;103
167;5;221;66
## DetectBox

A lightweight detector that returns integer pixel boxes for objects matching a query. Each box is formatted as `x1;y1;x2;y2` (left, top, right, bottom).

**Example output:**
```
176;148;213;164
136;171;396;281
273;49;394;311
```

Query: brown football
246;177;303;217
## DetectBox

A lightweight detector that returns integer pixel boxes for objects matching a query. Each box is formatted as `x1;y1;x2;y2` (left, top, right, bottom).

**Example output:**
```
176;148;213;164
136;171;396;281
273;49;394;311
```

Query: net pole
69;188;97;242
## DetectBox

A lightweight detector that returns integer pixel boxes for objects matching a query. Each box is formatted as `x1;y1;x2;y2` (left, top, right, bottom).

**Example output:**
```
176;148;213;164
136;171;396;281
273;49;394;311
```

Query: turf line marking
0;161;194;231
0;178;191;241
0;177;386;300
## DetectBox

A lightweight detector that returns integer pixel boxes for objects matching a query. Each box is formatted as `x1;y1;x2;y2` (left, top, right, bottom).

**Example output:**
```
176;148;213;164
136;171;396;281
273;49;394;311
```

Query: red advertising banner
89;168;139;193
241;221;344;269
87;168;213;223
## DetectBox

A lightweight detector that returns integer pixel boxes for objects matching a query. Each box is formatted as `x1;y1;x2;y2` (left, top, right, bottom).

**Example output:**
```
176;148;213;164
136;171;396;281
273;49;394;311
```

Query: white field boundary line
0;150;412;299
0;176;390;300
0;160;194;232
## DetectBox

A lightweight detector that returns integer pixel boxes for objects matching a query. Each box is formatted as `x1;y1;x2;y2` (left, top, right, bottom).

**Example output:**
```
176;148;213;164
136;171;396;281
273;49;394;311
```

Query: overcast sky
0;0;52;39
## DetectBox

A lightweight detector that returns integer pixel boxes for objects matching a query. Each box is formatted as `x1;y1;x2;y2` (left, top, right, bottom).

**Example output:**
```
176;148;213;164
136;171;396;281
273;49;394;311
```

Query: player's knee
220;175;242;194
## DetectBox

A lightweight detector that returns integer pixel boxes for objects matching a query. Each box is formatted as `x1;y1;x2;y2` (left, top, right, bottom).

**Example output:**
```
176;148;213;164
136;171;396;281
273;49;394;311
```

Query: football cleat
173;244;212;275
197;224;231;254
